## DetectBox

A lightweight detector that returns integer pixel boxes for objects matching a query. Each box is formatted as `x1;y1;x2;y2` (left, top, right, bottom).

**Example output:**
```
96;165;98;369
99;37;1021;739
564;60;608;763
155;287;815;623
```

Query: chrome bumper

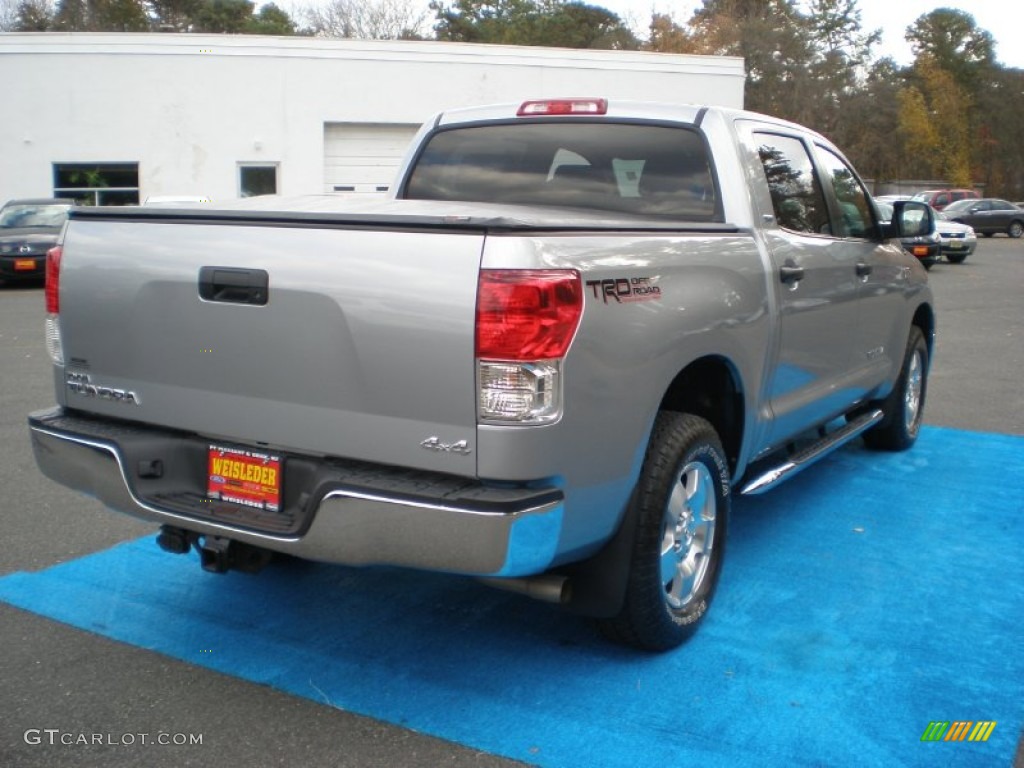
28;409;564;577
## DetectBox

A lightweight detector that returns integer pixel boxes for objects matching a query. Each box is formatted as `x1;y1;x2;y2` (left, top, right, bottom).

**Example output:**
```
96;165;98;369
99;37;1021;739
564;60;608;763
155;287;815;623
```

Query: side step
740;409;883;496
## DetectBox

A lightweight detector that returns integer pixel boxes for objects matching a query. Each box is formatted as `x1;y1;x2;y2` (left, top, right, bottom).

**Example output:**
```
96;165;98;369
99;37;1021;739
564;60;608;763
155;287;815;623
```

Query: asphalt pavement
1;238;1021;767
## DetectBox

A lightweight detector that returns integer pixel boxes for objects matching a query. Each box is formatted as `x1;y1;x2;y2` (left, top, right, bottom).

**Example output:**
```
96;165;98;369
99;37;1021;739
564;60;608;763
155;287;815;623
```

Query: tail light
45;246;63;364
476;270;582;424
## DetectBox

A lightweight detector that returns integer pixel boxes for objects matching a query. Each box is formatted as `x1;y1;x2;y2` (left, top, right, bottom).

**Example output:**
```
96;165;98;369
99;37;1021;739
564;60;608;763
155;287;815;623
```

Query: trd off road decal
585;277;662;304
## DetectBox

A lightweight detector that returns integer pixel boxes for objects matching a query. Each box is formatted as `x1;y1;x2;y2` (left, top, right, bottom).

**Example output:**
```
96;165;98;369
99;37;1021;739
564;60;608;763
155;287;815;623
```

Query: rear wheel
1008;220;1023;238
863;326;928;451
598;413;729;651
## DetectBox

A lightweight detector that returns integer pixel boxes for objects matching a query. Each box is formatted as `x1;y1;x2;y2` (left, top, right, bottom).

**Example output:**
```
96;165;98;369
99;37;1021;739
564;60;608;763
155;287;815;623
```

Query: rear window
0;203;70;229
403;122;719;220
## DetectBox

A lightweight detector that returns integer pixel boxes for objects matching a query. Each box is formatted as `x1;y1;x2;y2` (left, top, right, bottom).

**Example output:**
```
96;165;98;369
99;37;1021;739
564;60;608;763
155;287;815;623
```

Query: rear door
58;215;485;475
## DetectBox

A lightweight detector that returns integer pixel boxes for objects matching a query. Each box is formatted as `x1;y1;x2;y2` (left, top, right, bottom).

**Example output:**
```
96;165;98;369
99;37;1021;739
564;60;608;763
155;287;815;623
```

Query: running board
740;409;884;495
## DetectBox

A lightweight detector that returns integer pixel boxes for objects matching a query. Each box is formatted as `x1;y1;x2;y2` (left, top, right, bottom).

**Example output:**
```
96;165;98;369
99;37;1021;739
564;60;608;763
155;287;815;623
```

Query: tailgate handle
199;267;268;306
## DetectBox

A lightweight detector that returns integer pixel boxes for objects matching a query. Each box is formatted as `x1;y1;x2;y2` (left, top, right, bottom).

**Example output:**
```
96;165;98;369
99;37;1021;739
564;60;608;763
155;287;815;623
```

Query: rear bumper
28;408;564;577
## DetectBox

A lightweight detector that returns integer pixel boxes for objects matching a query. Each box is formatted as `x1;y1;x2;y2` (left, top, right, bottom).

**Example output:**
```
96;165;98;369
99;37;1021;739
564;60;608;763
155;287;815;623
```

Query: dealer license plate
207;445;281;511
14;258;36;271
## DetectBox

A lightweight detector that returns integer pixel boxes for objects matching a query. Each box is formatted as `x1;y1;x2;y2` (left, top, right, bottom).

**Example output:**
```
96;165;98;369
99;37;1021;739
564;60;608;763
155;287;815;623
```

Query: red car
911;188;979;211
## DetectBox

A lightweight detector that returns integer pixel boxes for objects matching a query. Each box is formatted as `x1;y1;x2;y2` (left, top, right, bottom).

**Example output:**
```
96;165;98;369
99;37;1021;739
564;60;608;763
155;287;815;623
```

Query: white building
0;33;744;205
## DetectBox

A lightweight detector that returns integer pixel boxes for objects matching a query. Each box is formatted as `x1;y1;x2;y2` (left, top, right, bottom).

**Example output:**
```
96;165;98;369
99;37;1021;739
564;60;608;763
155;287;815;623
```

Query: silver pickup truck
28;98;935;650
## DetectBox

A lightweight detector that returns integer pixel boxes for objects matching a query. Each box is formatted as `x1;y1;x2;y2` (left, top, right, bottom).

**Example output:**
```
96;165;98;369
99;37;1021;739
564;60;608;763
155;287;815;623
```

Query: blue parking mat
2;426;1022;767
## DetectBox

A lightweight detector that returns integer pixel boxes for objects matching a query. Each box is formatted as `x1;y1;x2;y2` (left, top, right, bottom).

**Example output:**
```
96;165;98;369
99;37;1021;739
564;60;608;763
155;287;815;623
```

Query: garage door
323;123;419;194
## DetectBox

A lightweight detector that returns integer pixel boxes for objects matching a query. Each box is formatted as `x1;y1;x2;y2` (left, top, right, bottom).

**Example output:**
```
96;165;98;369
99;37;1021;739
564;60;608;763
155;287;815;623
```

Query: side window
935;193;949;207
754;133;830;235
817;147;875;238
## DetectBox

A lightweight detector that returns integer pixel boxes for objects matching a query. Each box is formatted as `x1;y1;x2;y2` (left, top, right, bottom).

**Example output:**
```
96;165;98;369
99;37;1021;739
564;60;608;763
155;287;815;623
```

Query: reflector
45;246;62;314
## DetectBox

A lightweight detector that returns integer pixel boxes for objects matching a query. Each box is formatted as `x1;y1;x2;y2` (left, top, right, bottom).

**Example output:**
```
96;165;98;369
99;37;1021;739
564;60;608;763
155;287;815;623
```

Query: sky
594;0;1024;69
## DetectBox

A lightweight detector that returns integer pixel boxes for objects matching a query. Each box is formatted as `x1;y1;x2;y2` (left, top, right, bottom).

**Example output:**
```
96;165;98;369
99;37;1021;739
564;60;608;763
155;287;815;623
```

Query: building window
53;163;140;206
239;164;278;197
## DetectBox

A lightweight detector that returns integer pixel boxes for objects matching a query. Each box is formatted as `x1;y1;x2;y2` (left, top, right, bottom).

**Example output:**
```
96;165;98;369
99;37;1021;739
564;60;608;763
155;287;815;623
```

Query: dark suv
0;198;75;282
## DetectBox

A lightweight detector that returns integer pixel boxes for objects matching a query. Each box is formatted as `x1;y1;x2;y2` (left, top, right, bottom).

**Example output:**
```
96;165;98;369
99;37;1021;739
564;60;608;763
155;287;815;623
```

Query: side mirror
885;200;935;239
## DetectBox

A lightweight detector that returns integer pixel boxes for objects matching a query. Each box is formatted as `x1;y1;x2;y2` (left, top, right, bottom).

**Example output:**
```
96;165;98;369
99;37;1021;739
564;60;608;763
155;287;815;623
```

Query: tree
193;0;253;32
146;0;202;30
432;0;635;49
680;0;816;123
896;84;941;180
1;0;18;28
92;0;148;30
906;8;995;90
52;0;86;28
304;0;428;39
801;0;879;134
834;57;906;189
244;2;295;34
532;1;637;49
646;13;700;55
432;0;535;44
13;0;54;29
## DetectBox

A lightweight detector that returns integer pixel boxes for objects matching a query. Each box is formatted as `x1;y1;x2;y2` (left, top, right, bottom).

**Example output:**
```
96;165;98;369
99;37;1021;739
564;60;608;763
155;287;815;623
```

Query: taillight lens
45;246;62;314
476;270;582;361
476;270;582;424
517;99;608;116
45;246;63;364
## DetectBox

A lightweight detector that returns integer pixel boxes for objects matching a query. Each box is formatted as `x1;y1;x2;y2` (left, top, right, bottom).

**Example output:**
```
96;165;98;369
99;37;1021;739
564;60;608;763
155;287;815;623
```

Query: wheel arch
657;355;745;474
562;354;745;620
912;302;936;366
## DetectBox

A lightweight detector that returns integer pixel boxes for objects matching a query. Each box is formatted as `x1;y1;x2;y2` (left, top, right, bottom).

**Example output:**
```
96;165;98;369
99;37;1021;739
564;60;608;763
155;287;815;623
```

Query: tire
946;253;967;264
598;412;729;651
1008;220;1023;239
863;326;928;451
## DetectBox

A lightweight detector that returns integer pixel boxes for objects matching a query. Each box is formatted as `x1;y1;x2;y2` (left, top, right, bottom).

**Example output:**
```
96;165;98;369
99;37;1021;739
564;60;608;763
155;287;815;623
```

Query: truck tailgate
57;217;483;475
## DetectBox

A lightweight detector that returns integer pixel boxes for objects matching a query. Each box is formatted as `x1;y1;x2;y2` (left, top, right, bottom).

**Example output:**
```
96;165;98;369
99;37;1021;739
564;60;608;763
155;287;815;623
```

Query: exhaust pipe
478;574;572;604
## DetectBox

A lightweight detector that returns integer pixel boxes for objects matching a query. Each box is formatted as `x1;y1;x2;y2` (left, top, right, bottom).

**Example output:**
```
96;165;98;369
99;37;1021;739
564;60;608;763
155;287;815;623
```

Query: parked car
942;198;1024;238
911;188;979;211
934;212;977;262
875;200;941;269
0;198;74;282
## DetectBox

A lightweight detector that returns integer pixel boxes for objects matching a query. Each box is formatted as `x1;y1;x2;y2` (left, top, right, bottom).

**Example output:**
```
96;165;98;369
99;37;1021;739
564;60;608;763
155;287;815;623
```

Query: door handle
779;264;805;284
856;262;873;278
199;267;269;306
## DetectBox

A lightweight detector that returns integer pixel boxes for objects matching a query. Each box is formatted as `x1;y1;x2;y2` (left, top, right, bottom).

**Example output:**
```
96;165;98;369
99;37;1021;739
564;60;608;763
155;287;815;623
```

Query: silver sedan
935;214;977;263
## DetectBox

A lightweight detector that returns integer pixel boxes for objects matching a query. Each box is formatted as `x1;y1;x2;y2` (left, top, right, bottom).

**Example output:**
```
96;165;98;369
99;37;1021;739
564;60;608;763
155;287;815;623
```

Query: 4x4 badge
420;437;472;455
